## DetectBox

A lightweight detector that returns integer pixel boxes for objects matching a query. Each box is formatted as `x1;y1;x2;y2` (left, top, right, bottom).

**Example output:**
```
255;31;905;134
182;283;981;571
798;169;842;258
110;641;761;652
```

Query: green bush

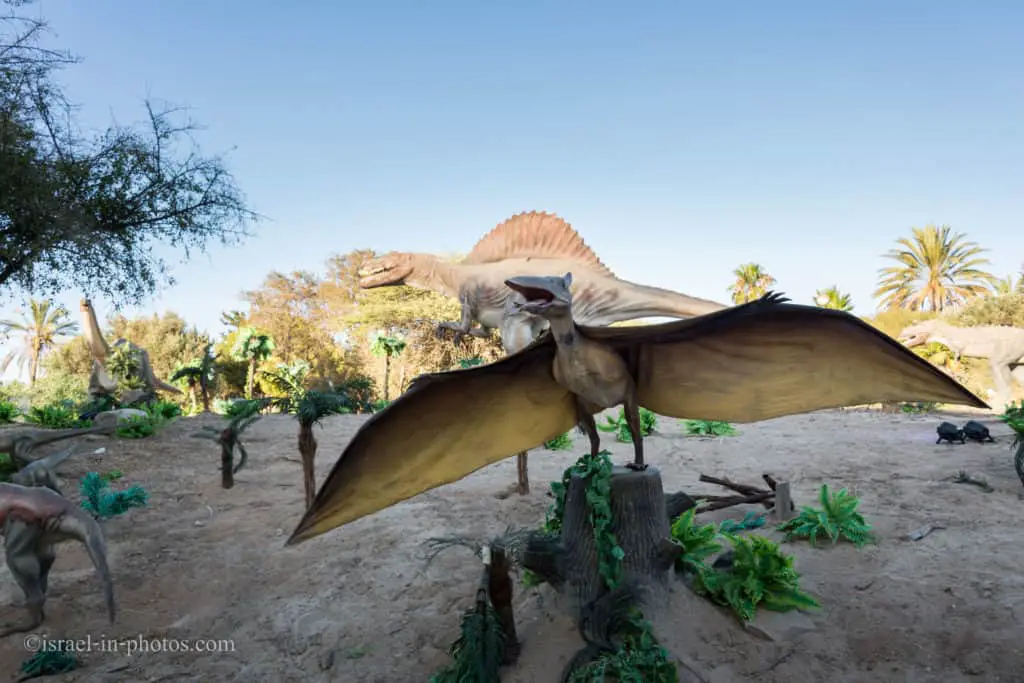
0;400;21;423
24;404;91;429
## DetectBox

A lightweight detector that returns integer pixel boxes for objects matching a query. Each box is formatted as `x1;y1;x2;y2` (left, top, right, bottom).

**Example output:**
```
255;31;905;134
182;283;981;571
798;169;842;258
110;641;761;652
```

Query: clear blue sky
2;1;1022;379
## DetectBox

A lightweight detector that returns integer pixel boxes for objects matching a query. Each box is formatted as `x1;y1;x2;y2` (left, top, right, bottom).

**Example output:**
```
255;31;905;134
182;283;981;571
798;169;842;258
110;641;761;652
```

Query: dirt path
0;409;1020;682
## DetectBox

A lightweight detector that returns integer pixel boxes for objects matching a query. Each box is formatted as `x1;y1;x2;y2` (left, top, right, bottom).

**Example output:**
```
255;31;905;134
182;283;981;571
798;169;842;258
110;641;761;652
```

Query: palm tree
371;334;407;402
261;361;347;509
874;224;998;312
0;298;79;384
727;263;776;304
194;401;262;489
813;286;854;312
991;273;1024;296
231;327;275;399
171;344;218;413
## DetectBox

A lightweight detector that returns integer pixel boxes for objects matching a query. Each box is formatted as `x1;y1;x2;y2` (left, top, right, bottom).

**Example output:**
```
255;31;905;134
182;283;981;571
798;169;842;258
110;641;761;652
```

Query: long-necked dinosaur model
79;299;182;402
0;482;115;635
287;276;986;544
0;423;115;468
900;318;1024;409
357;211;729;338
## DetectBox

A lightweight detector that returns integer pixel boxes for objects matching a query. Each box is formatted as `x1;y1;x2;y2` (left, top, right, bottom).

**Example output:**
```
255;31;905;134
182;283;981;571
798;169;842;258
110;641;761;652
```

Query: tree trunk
382;355;391;402
188;385;198;414
1014;441;1024;490
298;422;317;509
220;441;234;489
525;466;677;614
201;386;211;413
29;343;40;385
246;358;256;399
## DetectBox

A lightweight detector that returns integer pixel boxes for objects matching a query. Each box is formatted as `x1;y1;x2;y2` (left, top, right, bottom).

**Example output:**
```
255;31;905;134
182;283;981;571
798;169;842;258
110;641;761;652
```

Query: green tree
0;298;77;384
371;335;407;402
727;263;776;304
874;224;998;312
261;360;347;509
813;286;854;312
170;343;218;413
0;2;257;305
231;327;275;399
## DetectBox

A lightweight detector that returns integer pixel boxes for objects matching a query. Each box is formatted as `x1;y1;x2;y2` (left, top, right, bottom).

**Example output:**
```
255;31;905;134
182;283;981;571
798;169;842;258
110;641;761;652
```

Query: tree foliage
727;263;776;304
0;1;257;304
874;224;997;312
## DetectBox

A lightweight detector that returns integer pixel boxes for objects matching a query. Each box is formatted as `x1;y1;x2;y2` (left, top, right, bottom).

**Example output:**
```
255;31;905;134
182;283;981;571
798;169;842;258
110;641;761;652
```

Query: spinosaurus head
504;273;574;317
358;252;418;289
898;319;941;347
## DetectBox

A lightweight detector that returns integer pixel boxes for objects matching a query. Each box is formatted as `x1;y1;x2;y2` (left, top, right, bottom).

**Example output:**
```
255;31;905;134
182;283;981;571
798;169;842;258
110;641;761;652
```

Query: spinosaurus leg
991;360;1014;411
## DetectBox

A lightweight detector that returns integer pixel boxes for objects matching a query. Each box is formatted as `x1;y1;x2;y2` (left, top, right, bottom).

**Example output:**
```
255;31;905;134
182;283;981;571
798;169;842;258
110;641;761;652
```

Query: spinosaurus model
287;276;986;544
357;211;729;339
900;318;1024;409
359;211;730;494
79;299;182;404
0;482;115;635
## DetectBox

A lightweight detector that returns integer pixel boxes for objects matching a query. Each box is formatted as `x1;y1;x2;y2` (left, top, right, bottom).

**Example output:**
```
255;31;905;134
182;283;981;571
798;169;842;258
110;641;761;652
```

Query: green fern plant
428;596;505;683
24;404;91;429
669;507;722;575
596;407;658;442
79;472;149;519
683;419;737;436
115;414;164;439
544;431;574;450
694;533;820;621
777;483;874;547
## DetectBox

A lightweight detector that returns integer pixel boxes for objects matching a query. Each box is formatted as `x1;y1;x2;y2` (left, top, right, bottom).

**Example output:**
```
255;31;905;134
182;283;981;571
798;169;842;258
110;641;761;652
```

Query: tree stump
556;465;677;612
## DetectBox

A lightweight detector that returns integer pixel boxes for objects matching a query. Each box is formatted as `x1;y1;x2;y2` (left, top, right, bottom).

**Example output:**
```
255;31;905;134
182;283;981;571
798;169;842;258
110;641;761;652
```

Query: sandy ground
1;408;1022;683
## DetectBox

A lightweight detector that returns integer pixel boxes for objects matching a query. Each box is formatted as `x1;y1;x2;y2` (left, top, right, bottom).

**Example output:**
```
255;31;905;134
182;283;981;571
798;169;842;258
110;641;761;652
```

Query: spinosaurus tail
59;508;116;623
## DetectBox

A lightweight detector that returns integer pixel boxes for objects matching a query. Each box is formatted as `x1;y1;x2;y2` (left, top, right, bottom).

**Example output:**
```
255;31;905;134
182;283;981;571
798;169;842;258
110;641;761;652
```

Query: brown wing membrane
286;340;576;545
583;292;988;421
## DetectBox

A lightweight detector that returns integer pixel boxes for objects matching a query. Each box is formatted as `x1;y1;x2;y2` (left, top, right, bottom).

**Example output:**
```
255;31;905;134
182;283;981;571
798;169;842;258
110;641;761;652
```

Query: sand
0;408;1021;682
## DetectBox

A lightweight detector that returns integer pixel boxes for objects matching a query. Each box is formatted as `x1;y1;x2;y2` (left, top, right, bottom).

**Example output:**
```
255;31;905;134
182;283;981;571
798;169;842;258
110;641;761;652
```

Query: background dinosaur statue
79;299;182;403
0;423;115;468
900;318;1024;409
357;211;729;338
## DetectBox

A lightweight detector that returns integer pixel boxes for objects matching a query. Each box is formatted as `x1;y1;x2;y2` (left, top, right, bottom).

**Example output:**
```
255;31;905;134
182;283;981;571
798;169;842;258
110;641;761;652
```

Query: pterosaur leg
576;400;601;457
623;393;647;470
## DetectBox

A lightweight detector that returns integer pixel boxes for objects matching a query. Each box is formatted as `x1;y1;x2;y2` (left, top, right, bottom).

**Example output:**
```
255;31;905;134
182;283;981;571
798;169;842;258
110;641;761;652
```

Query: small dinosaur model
900;318;1024;410
10;444;80;494
357;211;729;340
0;424;115;468
0;482;115;635
287;276;986;544
79;299;182;403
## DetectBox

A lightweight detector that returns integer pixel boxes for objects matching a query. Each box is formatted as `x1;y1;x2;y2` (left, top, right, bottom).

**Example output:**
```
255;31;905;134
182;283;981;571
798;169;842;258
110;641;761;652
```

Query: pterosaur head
898;319;940;347
504;272;573;316
358;252;417;289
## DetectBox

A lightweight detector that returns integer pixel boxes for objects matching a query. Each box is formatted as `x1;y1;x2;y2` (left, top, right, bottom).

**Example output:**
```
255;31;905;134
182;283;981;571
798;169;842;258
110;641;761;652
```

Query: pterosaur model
287;277;987;545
